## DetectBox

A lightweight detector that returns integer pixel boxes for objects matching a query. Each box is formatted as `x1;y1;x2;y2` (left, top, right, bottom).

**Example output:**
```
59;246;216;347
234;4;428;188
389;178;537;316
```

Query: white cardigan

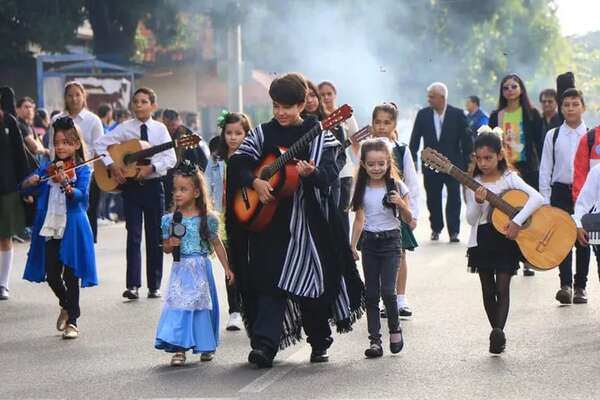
465;171;545;248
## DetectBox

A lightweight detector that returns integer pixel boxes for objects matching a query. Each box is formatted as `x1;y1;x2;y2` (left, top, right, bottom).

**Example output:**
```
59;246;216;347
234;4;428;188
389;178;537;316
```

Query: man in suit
409;82;473;242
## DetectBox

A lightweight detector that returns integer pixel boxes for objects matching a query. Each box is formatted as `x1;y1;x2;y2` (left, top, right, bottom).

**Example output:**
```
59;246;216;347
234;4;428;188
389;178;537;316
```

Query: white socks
0;248;14;290
397;294;407;308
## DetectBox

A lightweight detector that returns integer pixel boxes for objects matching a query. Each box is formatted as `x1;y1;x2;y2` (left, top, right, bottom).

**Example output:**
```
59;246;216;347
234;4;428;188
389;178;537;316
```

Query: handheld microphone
170;211;186;262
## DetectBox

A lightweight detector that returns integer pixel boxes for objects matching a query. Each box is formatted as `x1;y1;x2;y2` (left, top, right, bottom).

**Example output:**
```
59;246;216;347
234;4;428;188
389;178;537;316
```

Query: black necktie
140;123;148;141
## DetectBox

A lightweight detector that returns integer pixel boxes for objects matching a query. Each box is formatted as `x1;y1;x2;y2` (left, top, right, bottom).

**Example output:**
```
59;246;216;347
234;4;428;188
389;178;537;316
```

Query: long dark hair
497;74;536;118
172;167;215;252
216;112;252;160
472;133;510;177
351;138;400;211
302;80;326;121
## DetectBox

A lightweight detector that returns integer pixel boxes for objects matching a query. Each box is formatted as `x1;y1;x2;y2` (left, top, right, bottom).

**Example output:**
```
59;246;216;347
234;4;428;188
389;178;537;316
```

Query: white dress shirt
94;117;176;178
465;171;545;247
573;163;600;228
52;109;104;160
539;121;587;202
433;106;447;141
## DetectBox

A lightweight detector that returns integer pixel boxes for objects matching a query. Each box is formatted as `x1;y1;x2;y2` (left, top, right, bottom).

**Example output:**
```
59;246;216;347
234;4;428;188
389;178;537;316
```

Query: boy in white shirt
539;89;590;304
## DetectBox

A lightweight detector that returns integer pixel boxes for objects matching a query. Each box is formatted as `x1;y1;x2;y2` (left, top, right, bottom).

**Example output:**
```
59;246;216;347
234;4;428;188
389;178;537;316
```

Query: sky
555;0;600;36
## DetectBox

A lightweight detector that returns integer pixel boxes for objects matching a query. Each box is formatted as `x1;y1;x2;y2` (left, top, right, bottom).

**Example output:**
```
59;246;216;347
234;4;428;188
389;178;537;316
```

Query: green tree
0;0;86;60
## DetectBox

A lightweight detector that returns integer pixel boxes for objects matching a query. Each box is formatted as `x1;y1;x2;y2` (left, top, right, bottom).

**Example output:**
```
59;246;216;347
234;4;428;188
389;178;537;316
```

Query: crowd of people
0;69;599;368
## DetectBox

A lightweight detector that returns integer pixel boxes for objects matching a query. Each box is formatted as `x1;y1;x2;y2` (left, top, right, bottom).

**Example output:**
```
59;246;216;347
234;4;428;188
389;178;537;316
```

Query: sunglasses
502;84;519;91
53;116;75;130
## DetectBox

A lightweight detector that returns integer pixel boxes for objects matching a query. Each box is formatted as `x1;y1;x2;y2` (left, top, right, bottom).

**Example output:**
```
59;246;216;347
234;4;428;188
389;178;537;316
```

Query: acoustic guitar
94;134;200;192
233;105;359;232
421;147;576;270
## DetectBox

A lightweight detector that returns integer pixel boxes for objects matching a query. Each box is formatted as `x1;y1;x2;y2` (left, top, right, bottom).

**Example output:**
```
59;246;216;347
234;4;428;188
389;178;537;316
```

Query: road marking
238;345;311;393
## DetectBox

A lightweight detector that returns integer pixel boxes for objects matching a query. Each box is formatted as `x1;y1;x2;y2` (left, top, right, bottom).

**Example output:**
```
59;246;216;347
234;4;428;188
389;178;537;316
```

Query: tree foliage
0;0;86;60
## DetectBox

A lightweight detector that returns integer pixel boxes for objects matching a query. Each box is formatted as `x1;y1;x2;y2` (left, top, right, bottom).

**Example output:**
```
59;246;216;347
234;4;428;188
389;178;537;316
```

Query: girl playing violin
21;116;97;340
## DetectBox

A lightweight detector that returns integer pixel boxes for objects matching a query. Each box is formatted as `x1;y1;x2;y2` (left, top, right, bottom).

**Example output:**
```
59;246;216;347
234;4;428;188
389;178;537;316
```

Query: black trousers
122;179;165;291
551;183;591;288
338;177;353;237
45;239;80;325
423;172;461;235
226;279;241;314
250;293;333;357
87;175;100;243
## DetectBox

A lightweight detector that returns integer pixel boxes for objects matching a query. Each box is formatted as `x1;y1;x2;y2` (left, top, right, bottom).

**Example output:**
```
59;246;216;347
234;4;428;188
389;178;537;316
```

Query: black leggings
478;271;512;330
46;239;80;326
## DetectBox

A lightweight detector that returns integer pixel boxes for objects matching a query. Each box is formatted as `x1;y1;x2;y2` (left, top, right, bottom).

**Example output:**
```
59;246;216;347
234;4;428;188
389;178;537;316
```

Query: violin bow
40;154;105;183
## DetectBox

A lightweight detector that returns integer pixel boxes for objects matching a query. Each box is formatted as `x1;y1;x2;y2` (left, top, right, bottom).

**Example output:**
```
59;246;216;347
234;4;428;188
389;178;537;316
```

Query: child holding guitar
227;73;364;368
94;88;177;300
466;132;544;354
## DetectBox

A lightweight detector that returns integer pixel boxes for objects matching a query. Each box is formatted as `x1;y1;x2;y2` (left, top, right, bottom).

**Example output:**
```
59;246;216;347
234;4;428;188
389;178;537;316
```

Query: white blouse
465;171;545;247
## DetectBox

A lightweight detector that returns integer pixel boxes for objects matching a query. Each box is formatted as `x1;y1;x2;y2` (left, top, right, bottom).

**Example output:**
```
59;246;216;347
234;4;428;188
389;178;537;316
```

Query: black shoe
489;328;506;354
449;233;460;243
364;343;383;358
310;349;329;363
431;231;440;241
248;348;273;368
122;288;139;300
398;306;412;318
148;289;161;299
390;330;404;354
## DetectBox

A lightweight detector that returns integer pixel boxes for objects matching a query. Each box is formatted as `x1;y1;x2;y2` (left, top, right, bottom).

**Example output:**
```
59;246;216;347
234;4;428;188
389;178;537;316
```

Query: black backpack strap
587;128;596;157
551;127;560;183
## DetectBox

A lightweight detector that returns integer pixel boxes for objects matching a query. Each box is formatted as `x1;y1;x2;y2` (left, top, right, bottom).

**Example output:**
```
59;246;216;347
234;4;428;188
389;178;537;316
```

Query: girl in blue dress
21;116;97;340
155;161;234;366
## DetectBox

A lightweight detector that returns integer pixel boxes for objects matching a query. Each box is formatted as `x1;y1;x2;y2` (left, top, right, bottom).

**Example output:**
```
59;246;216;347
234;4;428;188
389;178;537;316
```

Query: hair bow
175;160;199;176
216;109;231;129
477;125;504;138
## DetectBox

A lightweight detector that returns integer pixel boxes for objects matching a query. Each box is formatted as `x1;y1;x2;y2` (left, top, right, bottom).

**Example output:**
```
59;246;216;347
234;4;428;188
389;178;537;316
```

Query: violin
45;159;75;194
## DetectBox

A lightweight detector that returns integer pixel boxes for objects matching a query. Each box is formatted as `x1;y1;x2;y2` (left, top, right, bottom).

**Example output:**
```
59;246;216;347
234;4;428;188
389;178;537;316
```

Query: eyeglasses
502;84;519;91
53;116;75;130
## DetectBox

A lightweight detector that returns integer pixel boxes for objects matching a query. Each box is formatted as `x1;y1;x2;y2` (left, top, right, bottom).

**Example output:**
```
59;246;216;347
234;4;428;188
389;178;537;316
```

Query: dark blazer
489;107;543;170
409;104;473;175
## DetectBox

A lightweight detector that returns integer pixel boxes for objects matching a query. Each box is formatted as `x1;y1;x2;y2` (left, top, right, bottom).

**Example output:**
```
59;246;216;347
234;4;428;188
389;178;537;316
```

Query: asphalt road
2;214;600;400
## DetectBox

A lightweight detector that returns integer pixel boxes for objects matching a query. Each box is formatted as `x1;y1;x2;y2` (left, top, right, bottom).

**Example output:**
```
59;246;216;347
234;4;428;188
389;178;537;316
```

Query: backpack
392;142;406;178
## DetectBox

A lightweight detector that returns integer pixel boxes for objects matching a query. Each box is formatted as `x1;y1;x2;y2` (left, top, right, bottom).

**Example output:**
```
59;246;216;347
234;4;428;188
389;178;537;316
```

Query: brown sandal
170;352;186;366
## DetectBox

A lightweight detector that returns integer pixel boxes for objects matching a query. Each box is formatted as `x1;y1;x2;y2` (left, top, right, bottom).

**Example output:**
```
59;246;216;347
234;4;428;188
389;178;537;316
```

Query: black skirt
467;223;521;274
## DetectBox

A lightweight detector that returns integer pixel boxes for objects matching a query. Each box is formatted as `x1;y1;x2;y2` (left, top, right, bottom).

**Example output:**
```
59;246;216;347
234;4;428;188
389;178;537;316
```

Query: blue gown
23;163;97;287
155;214;221;353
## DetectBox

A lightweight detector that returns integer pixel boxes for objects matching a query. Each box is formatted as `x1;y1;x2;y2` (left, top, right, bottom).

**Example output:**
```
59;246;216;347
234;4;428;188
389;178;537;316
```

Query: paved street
2;214;600;400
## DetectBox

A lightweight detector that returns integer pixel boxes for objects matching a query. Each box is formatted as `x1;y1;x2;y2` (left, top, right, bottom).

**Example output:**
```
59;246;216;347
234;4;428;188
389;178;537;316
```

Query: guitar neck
124;141;175;164
446;166;519;217
262;123;322;178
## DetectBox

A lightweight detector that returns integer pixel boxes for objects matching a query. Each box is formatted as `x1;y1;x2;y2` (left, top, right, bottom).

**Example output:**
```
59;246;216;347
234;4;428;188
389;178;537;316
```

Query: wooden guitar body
233;147;300;232
490;189;576;271
94;139;151;192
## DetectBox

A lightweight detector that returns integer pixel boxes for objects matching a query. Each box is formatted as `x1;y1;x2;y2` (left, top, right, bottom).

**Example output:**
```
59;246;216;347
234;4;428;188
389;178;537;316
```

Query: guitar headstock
322;104;353;130
421;147;452;174
175;133;201;150
349;125;372;145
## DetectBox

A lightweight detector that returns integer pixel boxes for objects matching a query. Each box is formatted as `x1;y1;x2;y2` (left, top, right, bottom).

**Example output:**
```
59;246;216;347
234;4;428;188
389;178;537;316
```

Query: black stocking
478;271;512;330
478;271;497;328
493;272;512;330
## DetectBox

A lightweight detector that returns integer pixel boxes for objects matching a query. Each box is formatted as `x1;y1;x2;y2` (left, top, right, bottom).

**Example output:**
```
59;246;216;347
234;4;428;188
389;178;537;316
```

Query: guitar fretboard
123;141;175;165
261;123;323;179
446;165;519;218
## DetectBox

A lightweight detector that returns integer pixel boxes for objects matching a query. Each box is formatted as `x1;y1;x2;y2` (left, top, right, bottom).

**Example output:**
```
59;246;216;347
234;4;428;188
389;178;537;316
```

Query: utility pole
226;2;243;113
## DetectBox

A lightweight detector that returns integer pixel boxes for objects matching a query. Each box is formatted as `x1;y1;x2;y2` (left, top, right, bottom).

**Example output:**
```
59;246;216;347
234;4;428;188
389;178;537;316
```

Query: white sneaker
226;312;243;331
